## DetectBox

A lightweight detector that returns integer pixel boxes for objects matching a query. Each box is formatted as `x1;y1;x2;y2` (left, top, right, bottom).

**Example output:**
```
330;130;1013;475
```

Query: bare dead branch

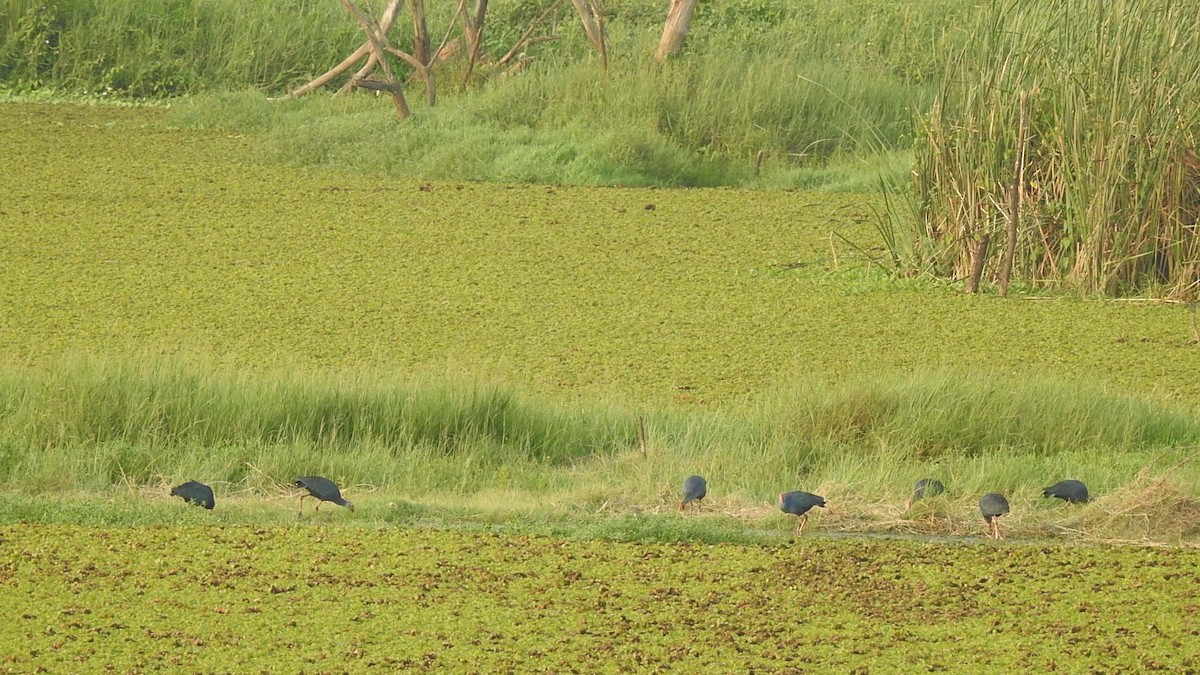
459;0;488;85
282;0;403;100
499;0;561;66
341;0;410;119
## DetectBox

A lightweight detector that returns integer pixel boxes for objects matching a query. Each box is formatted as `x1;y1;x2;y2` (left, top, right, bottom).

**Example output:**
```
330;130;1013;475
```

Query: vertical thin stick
637;416;647;457
1000;91;1029;297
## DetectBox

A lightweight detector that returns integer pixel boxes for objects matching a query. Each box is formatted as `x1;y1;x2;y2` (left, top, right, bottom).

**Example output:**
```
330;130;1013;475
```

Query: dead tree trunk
569;0;607;68
409;0;435;106
460;0;489;86
653;0;698;63
966;234;991;294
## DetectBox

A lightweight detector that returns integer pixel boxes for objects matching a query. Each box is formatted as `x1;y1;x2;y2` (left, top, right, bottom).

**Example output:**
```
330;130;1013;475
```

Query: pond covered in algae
2;523;1196;672
1;102;1198;407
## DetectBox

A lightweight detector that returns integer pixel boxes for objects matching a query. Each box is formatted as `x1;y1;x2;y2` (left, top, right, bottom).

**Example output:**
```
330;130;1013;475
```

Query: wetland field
3;102;1200;671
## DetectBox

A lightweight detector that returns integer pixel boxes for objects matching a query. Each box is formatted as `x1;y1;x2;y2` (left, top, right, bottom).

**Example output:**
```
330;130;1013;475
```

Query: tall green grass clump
905;0;1200;298
0;355;639;490
758;372;1200;459
0;0;364;96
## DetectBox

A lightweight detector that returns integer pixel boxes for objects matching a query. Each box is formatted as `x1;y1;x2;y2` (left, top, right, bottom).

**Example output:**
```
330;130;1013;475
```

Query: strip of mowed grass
2;102;1198;407
2;522;1197;672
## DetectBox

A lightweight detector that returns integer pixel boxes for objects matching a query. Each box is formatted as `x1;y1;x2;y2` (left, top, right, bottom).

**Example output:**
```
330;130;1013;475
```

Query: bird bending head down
680;475;707;511
779;491;826;536
906;478;946;511
170;480;215;510
295;476;355;515
979;492;1010;539
1042;479;1089;505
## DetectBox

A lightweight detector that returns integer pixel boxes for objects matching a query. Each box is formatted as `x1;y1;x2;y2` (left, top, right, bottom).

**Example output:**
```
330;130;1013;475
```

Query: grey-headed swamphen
779;491;826;536
1043;479;1089;505
170;480;215;510
295;476;355;515
681;475;707;511
906;477;946;509
979;492;1010;539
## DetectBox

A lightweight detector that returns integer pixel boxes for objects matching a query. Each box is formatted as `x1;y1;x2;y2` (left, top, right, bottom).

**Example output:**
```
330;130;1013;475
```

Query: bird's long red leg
797;514;808;536
298;494;306;516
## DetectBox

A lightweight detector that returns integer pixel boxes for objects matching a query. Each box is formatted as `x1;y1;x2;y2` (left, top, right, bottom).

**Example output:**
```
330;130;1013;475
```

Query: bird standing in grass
680;475;707;511
1043;479;1089;505
979;492;1010;539
779;491;826;536
906;478;946;510
170;480;215;510
295;476;355;515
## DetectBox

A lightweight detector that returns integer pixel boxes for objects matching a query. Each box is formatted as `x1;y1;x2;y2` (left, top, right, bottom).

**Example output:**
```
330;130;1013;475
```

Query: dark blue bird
1043;479;1089;505
680;475;707;511
170;480;215;510
979;492;1010;539
779;491;826;536
907;478;946;509
295;476;355;515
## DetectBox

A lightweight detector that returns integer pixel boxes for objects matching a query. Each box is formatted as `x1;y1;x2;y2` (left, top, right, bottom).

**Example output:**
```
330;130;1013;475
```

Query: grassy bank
2;0;967;187
3;355;1199;543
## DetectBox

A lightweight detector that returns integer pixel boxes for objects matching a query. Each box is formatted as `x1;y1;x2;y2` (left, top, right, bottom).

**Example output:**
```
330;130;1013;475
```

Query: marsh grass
0;354;639;491
907;0;1200;298
3;355;1199;541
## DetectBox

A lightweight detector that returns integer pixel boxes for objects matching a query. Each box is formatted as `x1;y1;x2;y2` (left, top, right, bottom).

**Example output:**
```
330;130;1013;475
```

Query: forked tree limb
280;0;403;100
383;46;426;71
408;0;436;106
459;0;488;85
569;0;607;68
338;51;378;95
341;0;410;119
